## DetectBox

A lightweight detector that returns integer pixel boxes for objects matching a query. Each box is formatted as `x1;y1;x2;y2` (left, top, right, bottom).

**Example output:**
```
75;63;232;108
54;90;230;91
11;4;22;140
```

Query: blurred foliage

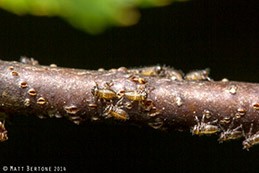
0;0;187;34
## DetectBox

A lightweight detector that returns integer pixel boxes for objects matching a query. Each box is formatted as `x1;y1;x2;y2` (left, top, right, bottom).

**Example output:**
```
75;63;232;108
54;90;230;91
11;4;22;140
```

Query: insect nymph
242;123;259;150
185;68;211;81
104;99;129;120
91;81;116;101
124;90;148;102
243;132;259;150
138;65;163;76
218;124;243;143
0;121;8;142
191;115;219;135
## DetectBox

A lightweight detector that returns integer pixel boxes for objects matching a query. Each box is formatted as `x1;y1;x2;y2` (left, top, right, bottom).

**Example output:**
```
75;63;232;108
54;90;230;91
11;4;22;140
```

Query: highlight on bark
0;57;258;150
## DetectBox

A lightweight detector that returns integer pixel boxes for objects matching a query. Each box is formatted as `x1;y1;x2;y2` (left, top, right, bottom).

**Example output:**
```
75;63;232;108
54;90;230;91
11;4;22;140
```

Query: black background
0;0;258;172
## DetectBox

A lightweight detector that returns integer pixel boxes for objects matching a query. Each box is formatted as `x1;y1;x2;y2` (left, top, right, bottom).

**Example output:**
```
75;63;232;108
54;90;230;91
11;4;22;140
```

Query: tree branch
0;59;258;150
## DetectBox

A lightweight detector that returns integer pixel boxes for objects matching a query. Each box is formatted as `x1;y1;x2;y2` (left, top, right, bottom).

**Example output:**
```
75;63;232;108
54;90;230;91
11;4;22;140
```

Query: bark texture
0;59;258;149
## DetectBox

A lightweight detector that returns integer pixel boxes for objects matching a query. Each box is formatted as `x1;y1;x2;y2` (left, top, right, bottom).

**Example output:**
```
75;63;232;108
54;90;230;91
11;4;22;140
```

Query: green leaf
0;0;187;34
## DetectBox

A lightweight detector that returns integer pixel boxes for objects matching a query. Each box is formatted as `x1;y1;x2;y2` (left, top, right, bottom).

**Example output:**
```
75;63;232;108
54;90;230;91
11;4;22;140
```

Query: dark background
0;0;258;172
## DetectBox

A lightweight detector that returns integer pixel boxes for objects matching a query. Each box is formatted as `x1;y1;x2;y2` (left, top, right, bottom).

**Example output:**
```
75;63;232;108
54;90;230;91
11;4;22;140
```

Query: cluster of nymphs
191;113;259;151
91;66;210;122
91;80;152;121
90;66;212;129
128;65;211;81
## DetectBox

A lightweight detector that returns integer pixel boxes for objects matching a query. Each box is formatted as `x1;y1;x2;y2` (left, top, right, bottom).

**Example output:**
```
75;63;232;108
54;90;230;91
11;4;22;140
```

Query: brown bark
0;59;258;149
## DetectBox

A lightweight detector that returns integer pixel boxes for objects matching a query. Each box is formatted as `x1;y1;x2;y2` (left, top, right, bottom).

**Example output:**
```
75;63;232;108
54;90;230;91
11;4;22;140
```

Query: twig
0;59;258;150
